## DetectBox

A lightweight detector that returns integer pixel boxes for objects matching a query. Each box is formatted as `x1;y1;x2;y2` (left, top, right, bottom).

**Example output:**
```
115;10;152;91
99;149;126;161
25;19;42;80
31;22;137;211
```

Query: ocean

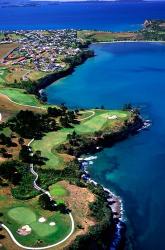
0;1;165;31
46;42;165;250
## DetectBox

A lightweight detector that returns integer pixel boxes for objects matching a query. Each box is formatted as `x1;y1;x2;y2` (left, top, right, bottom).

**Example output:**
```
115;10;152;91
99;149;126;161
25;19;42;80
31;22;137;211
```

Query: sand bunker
49;222;56;226
17;225;31;236
38;217;46;223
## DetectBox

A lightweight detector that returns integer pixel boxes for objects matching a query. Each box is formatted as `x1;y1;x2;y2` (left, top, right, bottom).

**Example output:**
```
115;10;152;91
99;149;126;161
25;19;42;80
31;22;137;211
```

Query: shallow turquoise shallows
46;42;165;250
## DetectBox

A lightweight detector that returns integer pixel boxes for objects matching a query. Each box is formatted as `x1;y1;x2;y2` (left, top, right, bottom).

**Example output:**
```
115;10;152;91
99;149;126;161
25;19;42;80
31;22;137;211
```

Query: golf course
32;109;130;169
2;204;72;247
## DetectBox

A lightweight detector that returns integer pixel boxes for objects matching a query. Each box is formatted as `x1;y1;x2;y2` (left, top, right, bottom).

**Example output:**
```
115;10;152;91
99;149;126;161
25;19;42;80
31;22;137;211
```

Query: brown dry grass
49;181;96;250
0;93;44;122
0;44;18;59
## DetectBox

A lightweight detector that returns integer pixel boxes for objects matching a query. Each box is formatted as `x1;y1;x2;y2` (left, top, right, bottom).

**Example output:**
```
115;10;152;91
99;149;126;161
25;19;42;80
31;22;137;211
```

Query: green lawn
32;109;129;169
0;88;42;106
3;204;72;247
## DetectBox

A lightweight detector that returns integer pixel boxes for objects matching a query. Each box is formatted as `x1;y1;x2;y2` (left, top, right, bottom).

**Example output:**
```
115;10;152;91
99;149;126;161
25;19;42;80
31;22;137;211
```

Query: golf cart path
1;139;75;250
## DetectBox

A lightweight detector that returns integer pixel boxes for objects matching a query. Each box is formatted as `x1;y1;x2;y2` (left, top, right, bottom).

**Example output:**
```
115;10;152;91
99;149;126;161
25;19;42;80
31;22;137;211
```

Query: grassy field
78;30;138;42
0;43;18;59
0;88;43;107
32;110;129;169
2;204;72;247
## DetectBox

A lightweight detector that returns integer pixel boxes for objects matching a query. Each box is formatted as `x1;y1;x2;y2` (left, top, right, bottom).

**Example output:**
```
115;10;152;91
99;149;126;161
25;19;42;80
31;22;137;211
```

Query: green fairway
3;205;72;247
32;110;129;169
0;88;42;106
32;130;71;169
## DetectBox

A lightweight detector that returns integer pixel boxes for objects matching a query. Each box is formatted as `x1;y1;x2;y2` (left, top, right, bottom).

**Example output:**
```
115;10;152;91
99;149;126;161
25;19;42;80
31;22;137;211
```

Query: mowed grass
49;182;69;205
3;205;72;247
49;183;69;197
32;130;70;169
0;88;42;106
76;110;129;134
32;110;129;169
8;207;36;224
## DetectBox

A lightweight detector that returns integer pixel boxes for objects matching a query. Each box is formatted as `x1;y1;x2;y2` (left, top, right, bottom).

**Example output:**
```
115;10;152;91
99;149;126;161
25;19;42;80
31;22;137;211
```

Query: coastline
78;155;126;250
37;40;165;99
0;40;152;250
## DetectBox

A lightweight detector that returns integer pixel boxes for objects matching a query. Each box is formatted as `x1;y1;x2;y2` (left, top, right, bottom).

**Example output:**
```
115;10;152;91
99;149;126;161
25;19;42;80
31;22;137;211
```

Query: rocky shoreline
76;115;151;250
78;155;126;250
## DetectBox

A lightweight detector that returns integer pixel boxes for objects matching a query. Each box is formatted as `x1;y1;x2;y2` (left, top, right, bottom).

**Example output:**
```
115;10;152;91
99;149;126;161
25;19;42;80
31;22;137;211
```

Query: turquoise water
46;42;165;250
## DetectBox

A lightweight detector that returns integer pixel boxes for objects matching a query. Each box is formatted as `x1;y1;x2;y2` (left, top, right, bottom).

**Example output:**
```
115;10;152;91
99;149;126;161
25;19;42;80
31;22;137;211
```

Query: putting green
5;206;72;247
49;183;69;197
30;221;57;237
7;207;36;224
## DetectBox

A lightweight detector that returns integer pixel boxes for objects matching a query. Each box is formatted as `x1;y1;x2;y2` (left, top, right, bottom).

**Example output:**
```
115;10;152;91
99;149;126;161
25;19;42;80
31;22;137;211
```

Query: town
0;29;85;77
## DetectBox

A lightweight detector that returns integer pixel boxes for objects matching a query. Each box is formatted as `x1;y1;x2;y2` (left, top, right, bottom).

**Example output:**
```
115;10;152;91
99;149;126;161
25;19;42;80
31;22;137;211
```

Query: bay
46;42;165;250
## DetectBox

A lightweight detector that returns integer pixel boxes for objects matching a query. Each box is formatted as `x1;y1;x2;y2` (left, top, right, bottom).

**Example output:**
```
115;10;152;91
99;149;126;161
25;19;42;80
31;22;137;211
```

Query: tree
38;194;56;211
18;137;25;146
57;203;68;214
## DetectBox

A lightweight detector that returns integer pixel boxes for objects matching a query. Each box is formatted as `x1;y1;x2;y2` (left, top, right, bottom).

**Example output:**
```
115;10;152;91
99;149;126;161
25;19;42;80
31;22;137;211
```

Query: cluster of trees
0;160;38;199
58;131;97;157
19;145;47;166
0;133;18;158
10;79;37;95
0;158;83;200
64;50;94;67
38;193;68;214
0;133;16;147
7;110;58;139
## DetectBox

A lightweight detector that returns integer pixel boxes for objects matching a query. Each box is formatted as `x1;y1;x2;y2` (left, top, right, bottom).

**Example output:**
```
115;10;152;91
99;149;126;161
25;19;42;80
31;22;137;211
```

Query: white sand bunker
17;225;31;236
107;115;117;120
49;222;56;226
38;217;46;223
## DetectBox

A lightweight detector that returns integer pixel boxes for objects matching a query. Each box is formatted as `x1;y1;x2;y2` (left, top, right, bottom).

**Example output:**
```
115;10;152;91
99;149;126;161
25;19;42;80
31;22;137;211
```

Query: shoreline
93;40;165;44
78;155;126;249
37;40;165;100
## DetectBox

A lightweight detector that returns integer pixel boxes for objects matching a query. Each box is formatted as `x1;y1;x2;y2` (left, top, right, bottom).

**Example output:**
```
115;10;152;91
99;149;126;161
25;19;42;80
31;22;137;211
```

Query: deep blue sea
46;42;165;250
0;1;165;31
